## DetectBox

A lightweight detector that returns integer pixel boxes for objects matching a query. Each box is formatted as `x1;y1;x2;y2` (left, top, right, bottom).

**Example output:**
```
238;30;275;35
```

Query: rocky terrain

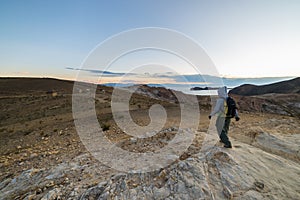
0;78;299;199
229;77;300;118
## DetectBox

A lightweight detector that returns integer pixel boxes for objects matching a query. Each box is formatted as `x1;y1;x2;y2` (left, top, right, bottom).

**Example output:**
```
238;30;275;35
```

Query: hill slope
230;77;300;96
0;77;75;95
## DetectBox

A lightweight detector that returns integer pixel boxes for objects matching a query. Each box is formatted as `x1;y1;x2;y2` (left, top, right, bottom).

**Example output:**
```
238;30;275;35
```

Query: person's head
217;86;228;98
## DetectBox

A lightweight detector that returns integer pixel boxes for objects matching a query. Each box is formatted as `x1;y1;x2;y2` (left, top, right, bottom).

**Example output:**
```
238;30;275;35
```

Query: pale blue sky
1;0;299;79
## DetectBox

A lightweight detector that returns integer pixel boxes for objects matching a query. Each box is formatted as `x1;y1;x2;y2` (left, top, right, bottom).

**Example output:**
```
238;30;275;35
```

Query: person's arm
209;99;223;118
235;109;240;121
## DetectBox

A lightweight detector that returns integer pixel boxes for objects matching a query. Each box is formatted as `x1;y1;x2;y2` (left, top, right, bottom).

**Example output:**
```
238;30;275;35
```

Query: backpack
226;97;237;118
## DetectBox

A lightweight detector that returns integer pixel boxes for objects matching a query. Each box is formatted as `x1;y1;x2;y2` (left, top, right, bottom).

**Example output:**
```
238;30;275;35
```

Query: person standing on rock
209;86;239;148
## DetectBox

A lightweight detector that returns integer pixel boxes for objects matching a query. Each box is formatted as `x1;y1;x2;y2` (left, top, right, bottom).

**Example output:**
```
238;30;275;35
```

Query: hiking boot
224;144;232;148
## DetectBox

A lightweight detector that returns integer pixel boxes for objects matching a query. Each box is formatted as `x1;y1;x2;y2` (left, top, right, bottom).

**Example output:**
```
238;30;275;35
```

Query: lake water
106;77;295;96
156;77;294;96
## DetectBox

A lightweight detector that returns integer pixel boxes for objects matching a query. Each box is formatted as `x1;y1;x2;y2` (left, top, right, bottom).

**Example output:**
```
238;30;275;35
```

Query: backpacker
226;96;237;118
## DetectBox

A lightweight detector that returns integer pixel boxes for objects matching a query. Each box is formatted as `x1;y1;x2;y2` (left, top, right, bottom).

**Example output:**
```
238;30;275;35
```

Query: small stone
178;161;187;170
30;153;38;158
22;153;28;157
186;157;194;162
130;138;137;143
46;180;55;187
98;181;107;187
254;181;264;191
158;169;167;180
223;186;233;199
24;194;36;200
153;187;170;199
69;189;78;197
111;173;126;181
41;188;61;200
36;188;43;194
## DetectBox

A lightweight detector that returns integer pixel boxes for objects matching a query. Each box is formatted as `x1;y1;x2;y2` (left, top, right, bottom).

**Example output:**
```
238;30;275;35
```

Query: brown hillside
0;77;75;95
229;77;300;96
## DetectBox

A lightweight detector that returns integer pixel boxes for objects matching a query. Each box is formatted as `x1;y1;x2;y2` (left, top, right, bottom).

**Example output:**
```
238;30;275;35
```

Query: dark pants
216;116;231;146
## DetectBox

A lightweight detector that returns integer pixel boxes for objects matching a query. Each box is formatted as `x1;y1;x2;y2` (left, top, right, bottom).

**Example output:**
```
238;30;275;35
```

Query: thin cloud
65;67;129;76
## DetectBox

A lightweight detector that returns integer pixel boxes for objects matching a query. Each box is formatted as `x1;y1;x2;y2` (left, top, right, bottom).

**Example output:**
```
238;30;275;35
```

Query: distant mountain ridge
230;77;300;96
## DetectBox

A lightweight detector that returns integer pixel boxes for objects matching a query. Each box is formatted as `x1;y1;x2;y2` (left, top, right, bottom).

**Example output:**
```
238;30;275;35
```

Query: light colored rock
24;194;36;200
30;153;38;158
254;132;300;162
240;190;264;200
1;133;300;200
223;186;233;199
78;139;300;199
153;187;170;199
41;188;61;200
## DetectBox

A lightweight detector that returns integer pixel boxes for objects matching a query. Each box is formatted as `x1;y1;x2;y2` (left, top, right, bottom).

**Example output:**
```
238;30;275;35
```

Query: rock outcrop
1;131;299;200
78;133;300;199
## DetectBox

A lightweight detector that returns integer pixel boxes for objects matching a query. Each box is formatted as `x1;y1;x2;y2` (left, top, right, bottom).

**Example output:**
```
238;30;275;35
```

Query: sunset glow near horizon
0;0;300;82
